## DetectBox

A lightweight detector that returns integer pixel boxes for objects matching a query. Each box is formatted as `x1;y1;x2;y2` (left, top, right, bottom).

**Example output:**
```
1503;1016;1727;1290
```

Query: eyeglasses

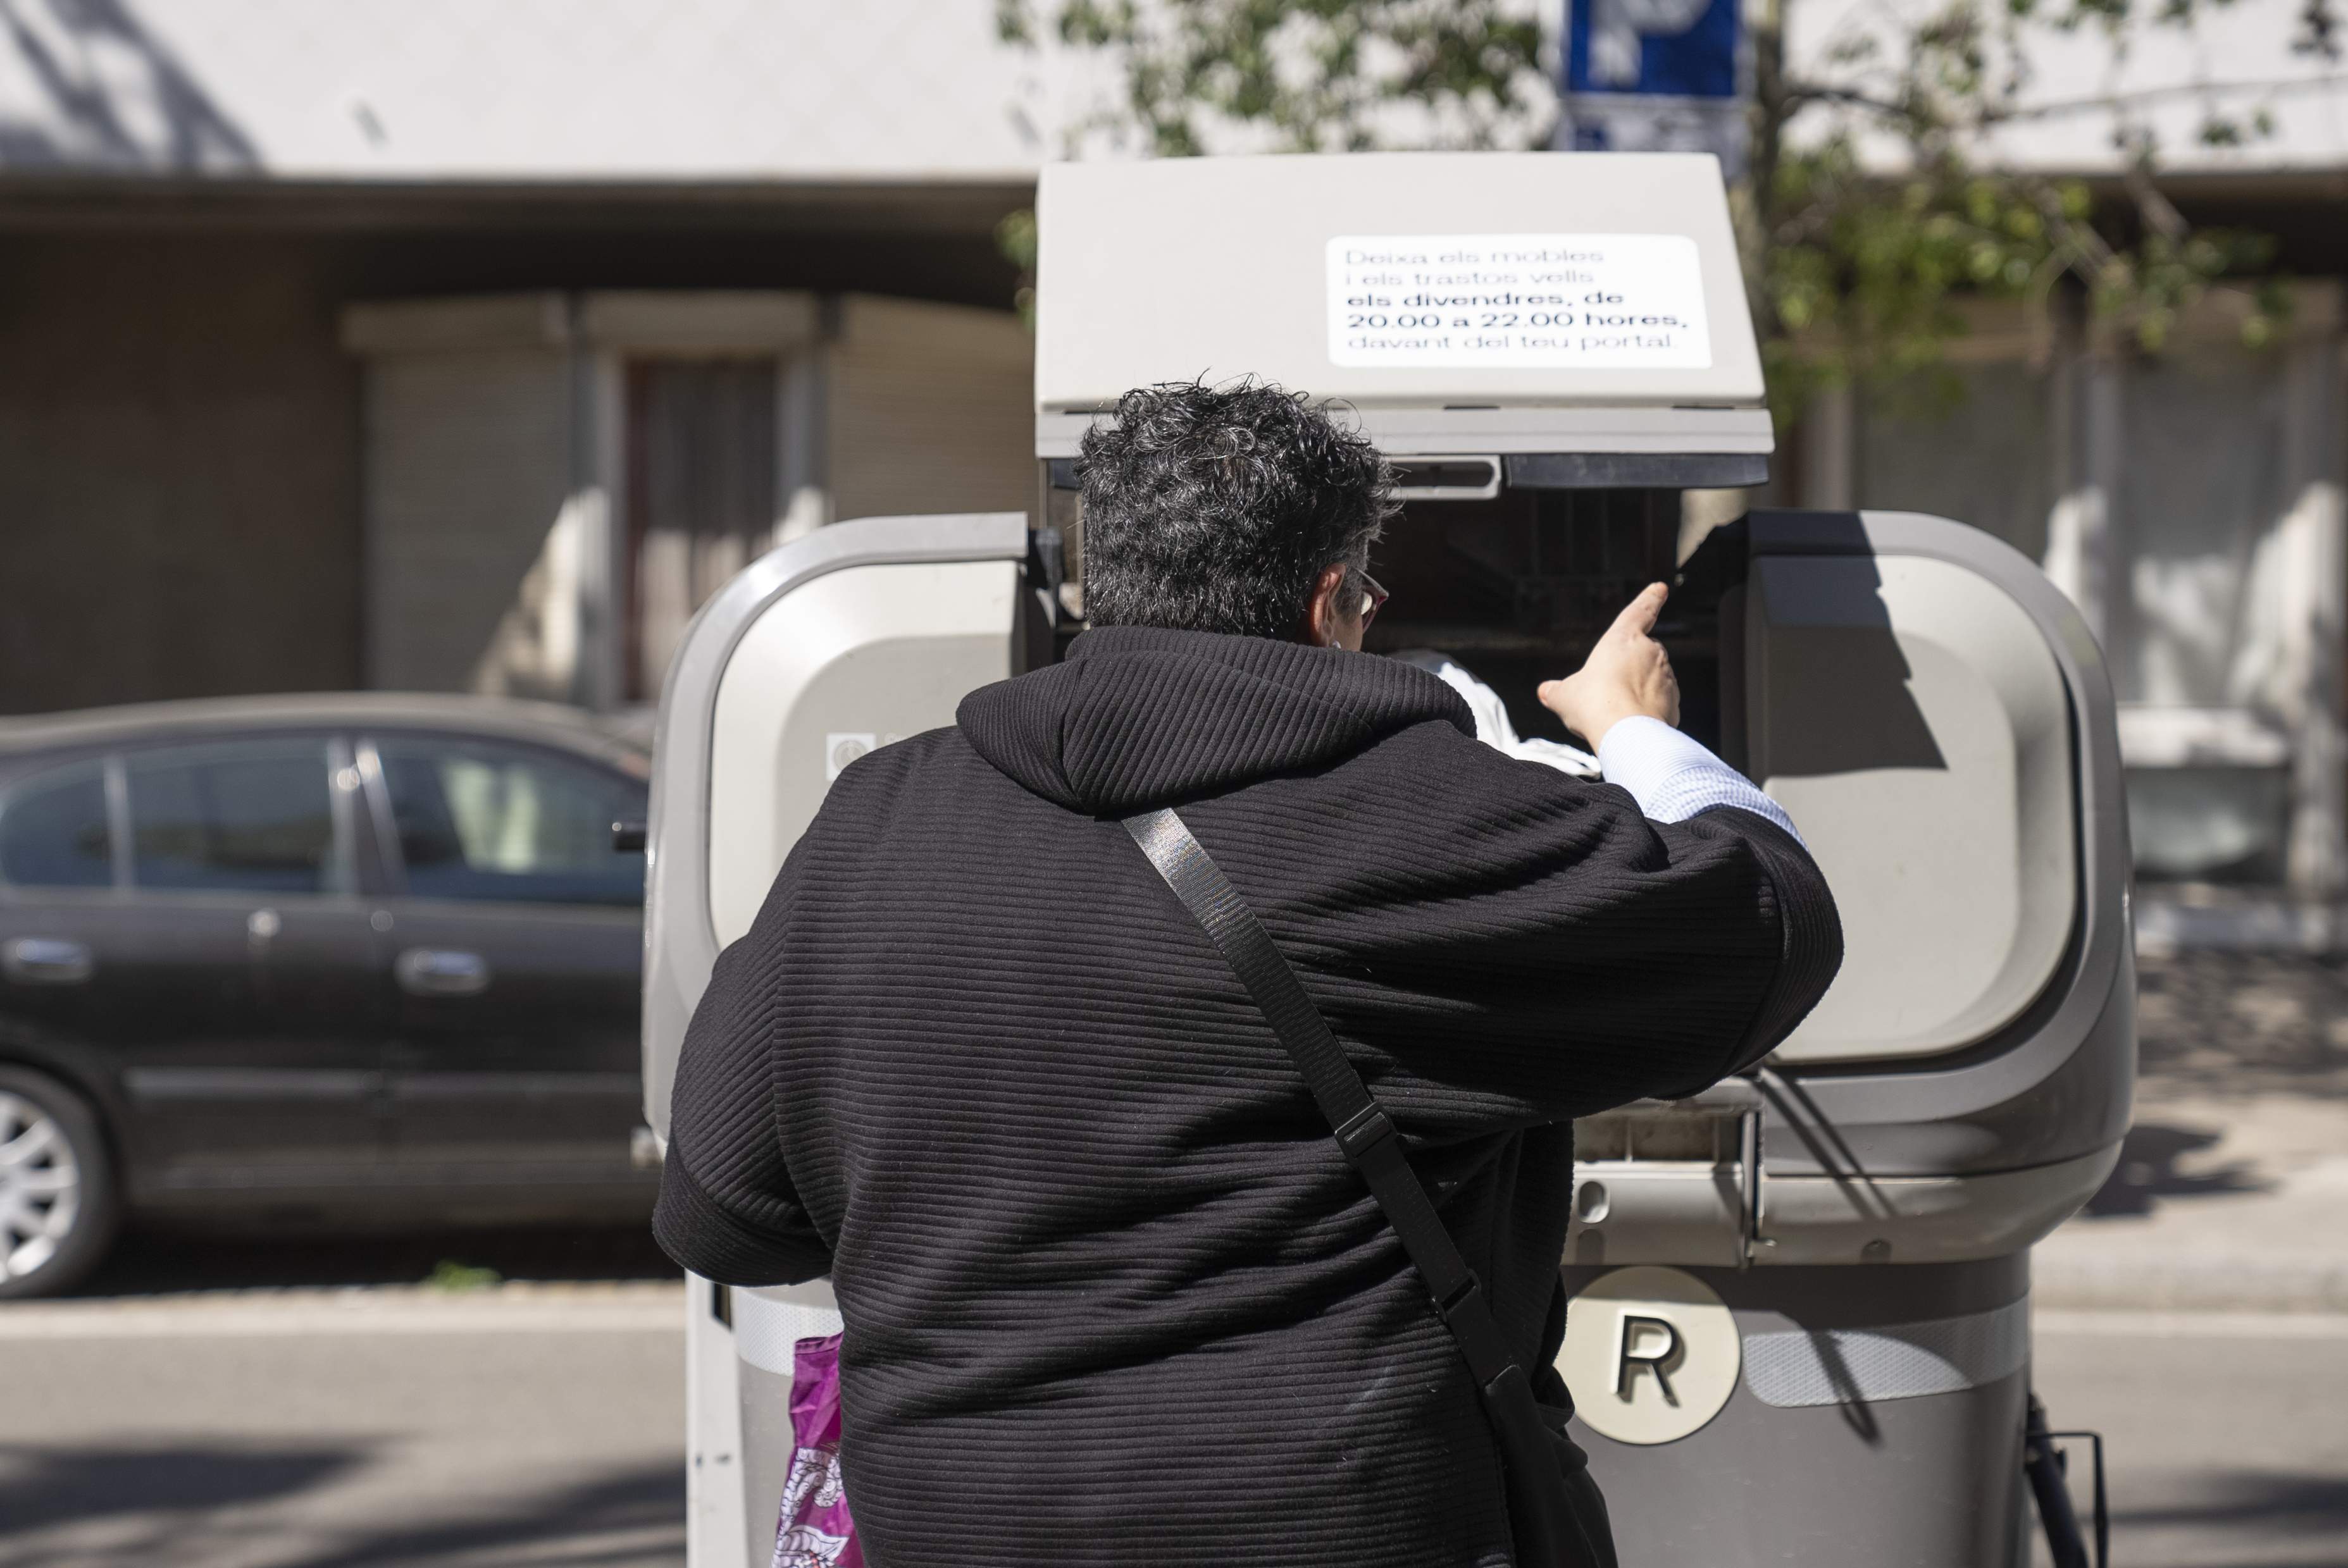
1357;571;1389;631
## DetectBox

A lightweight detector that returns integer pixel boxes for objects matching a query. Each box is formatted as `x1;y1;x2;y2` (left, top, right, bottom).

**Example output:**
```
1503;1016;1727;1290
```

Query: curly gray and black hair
1078;380;1395;640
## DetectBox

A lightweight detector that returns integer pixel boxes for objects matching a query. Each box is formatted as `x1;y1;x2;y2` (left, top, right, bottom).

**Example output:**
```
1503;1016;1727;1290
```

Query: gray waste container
643;151;2129;1568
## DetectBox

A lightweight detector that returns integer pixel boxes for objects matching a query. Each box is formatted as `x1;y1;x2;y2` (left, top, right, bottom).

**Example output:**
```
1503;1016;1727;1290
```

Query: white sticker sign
1326;232;1712;370
1558;1266;1741;1445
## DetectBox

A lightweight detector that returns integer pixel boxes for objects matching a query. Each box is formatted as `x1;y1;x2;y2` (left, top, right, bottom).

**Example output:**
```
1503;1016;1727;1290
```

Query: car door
116;734;388;1190
361;731;648;1194
0;751;134;1058
0;735;387;1198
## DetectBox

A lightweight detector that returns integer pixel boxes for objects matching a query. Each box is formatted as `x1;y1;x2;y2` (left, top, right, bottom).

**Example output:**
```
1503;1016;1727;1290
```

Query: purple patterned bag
772;1333;863;1568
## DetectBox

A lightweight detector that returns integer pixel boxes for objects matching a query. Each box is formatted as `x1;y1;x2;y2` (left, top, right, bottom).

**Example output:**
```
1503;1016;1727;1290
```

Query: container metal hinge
1568;1075;1770;1270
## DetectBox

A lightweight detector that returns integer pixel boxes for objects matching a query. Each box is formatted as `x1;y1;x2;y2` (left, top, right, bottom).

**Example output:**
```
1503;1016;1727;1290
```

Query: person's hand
1538;582;1680;746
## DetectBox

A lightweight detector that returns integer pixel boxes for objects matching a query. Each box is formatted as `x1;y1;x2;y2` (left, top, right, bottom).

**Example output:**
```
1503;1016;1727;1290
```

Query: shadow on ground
0;1444;681;1568
2111;1469;2348;1568
71;1224;677;1298
2137;950;2348;1097
289;1460;683;1568
2080;1121;2270;1217
0;1441;370;1535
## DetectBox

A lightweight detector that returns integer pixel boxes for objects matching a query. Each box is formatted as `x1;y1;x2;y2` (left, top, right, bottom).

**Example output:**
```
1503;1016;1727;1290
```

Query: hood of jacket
955;625;1474;817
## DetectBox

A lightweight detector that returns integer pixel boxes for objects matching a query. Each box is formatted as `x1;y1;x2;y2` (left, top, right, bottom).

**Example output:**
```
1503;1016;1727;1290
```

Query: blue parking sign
1567;0;1741;99
1558;0;1747;168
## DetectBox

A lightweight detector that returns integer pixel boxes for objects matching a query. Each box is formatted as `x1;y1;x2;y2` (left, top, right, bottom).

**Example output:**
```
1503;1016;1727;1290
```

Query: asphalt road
2032;1312;2348;1568
0;1306;685;1568
1;1245;2343;1568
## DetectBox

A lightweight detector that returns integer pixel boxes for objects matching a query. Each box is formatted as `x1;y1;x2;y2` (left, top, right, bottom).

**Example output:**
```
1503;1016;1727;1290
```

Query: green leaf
425;1260;502;1293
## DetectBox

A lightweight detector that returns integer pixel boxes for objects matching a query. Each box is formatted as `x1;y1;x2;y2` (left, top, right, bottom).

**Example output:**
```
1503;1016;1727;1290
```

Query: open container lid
1034;151;1771;480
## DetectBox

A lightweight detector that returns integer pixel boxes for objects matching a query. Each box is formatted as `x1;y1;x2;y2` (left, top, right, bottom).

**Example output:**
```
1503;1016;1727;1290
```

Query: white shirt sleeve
1391;649;1793;834
1391;649;1601;778
1595;715;1805;845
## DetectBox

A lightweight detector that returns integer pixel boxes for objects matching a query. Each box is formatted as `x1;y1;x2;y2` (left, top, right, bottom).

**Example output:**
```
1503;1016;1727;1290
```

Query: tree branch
1782;80;1913;116
1975;70;2346;124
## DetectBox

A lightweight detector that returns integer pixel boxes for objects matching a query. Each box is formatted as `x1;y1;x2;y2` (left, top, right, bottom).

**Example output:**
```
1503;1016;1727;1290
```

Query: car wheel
0;1066;121;1299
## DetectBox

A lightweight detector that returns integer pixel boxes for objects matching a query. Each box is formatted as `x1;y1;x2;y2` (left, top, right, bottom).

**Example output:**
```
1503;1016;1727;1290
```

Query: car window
376;738;647;908
0;762;115;889
127;739;341;896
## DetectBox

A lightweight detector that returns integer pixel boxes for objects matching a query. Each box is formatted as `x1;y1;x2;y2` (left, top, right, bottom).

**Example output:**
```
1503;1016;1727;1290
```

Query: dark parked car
0;694;655;1297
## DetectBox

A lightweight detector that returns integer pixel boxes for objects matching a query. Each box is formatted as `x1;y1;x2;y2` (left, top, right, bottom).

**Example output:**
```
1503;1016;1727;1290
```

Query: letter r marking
1615;1312;1684;1405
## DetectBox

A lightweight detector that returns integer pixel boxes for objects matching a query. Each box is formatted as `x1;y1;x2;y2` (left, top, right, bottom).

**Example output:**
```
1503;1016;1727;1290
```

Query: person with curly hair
655;380;1840;1567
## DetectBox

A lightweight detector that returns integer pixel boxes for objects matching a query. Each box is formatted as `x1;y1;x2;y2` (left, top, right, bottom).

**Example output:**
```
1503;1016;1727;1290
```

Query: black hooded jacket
655;626;1841;1568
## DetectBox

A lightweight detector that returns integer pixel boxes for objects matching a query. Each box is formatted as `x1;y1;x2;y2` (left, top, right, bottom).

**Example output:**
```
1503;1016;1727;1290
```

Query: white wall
6;0;2333;185
344;290;1033;709
1787;0;2348;175
0;0;1053;179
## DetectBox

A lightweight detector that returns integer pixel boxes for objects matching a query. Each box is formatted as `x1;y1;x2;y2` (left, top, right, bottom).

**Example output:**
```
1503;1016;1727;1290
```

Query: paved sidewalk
2036;1089;2348;1310
2034;948;2348;1312
0;1278;686;1338
0;1299;685;1568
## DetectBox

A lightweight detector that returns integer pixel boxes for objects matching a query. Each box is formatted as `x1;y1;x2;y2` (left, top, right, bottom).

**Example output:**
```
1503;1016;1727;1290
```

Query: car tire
0;1065;121;1300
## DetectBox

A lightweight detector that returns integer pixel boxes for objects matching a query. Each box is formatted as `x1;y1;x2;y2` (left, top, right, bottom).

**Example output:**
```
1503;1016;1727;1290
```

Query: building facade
3;0;2345;944
1793;288;2348;935
0;0;1048;715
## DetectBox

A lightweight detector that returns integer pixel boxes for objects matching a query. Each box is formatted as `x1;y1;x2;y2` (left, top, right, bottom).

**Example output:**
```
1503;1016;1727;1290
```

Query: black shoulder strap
1122;806;1520;1391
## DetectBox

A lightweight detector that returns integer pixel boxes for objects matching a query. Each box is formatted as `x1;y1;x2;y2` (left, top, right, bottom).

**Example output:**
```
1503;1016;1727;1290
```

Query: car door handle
1;937;96;985
395;948;492;997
